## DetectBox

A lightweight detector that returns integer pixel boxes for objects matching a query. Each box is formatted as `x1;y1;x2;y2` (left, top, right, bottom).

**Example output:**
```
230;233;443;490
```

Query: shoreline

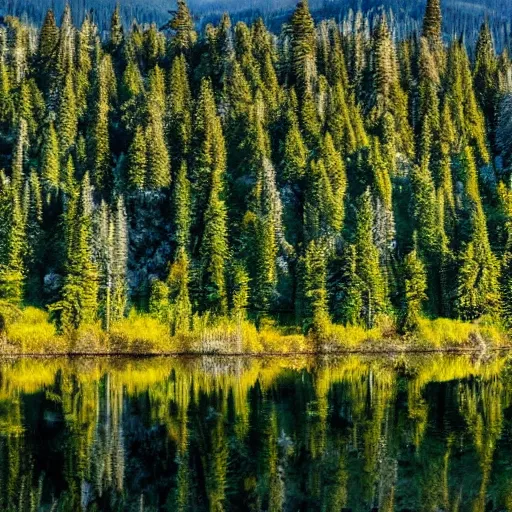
2;346;512;358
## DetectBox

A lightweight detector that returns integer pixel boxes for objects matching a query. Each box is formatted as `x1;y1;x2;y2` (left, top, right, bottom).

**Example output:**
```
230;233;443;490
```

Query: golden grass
414;317;508;349
4;307;65;354
109;312;173;353
0;306;509;354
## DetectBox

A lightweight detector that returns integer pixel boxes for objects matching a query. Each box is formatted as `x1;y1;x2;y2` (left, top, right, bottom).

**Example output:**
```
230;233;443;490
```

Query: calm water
1;355;512;511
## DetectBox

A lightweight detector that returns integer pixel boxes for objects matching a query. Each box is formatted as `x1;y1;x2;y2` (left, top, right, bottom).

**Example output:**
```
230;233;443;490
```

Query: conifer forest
1;0;512;353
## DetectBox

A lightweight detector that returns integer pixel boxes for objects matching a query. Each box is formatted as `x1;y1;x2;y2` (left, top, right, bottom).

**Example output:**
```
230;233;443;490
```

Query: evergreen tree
167;55;193;163
399;247;428;333
454;147;500;319
354;190;386;328
474;21;499;148
23;170;43;304
11;118;28;193
290;0;316;95
336;244;364;326
57;72;78;160
165;0;197;56
199;169;229;316
53;173;99;332
36;9;59;96
125;125;147;191
145;104;171;189
172;162;191;253
40;121;60;194
422;0;443;51
0;177;25;304
108;4;124;55
88;55;115;193
191;79;227;242
302;239;330;336
168;247;192;335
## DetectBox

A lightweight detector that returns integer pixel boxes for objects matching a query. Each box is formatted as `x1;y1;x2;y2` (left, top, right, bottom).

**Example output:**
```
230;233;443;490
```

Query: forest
0;0;512;353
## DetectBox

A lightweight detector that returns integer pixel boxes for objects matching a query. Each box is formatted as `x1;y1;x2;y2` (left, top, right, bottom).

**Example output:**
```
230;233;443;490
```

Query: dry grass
414;317;508;349
0;306;509;355
3;307;65;354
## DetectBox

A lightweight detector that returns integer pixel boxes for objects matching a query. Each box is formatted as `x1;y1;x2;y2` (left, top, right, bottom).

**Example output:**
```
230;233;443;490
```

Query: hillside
3;0;512;48
0;0;512;352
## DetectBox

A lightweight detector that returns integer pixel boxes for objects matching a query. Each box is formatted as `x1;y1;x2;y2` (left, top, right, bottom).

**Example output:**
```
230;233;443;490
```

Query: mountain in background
3;0;512;48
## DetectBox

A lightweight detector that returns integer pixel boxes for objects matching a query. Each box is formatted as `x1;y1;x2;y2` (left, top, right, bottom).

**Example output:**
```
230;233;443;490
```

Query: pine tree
57;72;78;160
37;9;59;62
145;103;171;189
95;197;128;330
167;55;193;163
11;118;28;193
125;125;147;191
40;121;60;194
290;0;316;95
166;0;197;56
354;190;386;328
191;79;227;239
302;239;330;336
23;170;43;304
53;173;99;332
57;4;76;79
172;162;191;253
0;177;25;304
446;41;490;164
149;280;170;322
112;196;128;323
399;247;428;333
336;244;363;326
454;147;500;319
422;0;443;51
281;103;308;183
88;55;115;194
231;263;250;323
474;21;499;148
0;60;13;125
168;247;192;335
240;102;282;314
108;4;124;55
199;169;229;316
36;9;59;95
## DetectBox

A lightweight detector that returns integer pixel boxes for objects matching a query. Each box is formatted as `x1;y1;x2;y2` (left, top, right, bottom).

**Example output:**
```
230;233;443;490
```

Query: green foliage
302;239;330;335
168;247;192;335
399;248;428;333
0;1;509;347
354;191;386;328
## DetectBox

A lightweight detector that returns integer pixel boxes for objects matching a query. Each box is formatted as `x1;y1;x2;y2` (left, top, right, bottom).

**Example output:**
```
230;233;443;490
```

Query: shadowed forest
1;0;512;353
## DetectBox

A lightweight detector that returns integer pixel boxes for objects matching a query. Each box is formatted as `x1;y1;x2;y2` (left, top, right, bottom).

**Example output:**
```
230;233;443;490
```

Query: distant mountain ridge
2;0;512;50
3;0;511;27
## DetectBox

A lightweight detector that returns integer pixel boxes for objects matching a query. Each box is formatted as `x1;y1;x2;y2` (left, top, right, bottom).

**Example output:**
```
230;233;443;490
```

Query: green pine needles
0;0;511;350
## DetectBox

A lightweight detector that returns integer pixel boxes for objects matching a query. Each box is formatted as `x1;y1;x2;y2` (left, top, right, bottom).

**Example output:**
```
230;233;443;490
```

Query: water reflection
0;355;512;511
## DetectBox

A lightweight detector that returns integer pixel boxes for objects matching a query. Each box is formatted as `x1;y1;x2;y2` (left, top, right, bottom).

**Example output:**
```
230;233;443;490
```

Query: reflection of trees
0;355;510;509
458;376;508;512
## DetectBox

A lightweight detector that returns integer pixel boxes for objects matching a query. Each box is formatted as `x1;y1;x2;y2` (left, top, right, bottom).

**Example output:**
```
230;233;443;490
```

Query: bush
6;307;64;354
109;312;173;354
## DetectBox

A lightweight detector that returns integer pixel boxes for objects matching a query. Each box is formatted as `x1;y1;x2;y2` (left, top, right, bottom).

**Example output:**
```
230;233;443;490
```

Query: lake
0;354;511;511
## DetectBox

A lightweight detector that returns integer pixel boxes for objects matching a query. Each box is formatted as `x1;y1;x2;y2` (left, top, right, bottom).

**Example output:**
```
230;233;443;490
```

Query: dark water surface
1;354;512;511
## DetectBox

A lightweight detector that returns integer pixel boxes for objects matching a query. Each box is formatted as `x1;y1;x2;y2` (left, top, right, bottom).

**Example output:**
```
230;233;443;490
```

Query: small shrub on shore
5;307;64;354
110;312;173;353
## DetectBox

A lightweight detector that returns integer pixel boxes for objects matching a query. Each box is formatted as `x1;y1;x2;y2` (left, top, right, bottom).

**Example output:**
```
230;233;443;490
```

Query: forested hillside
4;0;512;50
0;0;512;348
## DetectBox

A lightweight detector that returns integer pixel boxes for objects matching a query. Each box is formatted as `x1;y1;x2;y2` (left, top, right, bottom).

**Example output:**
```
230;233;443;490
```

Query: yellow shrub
6;307;65;354
109;314;172;354
415;317;508;349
